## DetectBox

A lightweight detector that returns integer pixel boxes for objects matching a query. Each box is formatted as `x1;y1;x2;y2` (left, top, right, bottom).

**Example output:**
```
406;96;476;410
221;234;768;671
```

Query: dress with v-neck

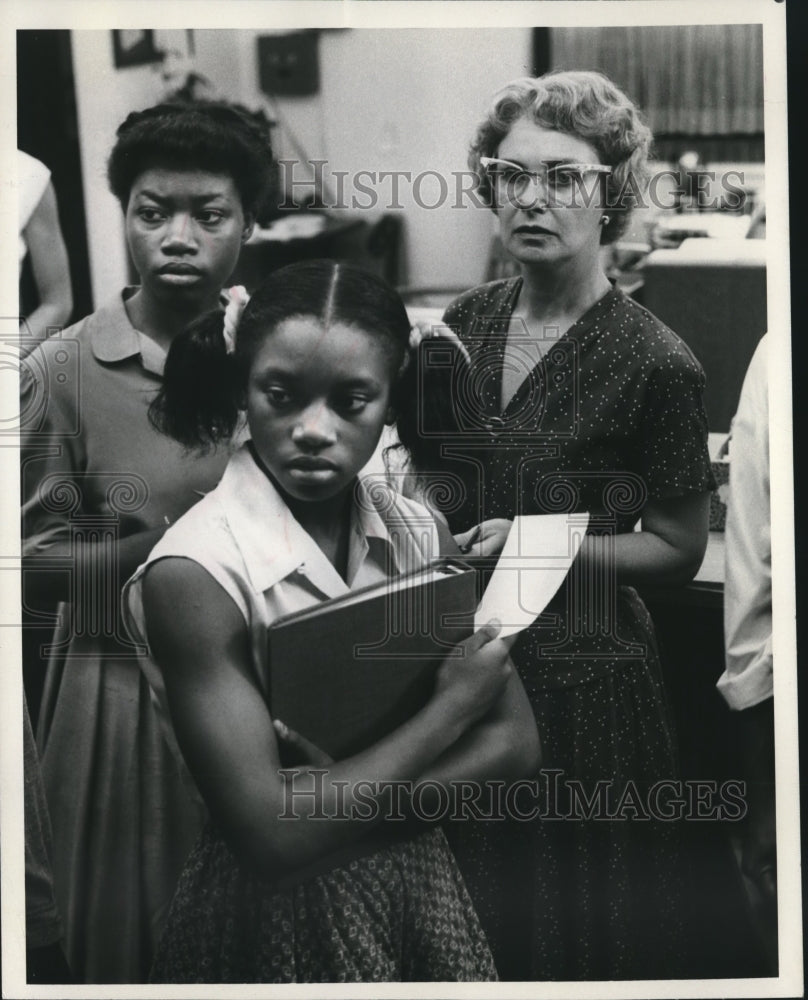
431;277;715;980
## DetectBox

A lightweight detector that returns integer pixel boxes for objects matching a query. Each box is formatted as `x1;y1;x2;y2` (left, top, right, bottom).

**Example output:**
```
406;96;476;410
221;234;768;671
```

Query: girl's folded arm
142;557;509;880
417;662;541;788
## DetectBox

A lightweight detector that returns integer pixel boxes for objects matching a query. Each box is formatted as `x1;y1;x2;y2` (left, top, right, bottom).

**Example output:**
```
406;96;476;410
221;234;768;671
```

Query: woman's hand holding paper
454;519;513;557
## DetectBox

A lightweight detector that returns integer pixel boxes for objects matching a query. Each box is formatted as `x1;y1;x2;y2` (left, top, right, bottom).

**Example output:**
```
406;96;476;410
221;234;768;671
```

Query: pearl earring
600;215;610;226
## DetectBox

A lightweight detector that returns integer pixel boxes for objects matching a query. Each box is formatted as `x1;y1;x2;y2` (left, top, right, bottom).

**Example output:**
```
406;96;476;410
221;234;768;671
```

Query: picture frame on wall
111;29;162;68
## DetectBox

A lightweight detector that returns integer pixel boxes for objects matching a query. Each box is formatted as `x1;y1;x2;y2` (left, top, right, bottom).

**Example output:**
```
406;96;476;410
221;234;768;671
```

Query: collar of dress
212;445;409;597
89;287;225;377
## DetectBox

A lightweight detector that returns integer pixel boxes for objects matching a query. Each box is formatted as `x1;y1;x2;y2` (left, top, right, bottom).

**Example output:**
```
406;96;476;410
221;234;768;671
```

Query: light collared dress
124;443;497;984
20;289;235;983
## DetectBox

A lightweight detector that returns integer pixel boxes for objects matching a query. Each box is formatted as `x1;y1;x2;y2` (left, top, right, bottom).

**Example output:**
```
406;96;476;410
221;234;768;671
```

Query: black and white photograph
1;1;800;996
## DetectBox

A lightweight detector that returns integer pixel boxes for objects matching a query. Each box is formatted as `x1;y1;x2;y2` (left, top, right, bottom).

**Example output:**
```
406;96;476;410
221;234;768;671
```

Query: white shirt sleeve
717;334;772;710
18;149;52;270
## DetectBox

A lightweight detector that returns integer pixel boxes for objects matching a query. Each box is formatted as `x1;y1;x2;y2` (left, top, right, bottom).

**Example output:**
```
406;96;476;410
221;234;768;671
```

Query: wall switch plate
257;32;320;96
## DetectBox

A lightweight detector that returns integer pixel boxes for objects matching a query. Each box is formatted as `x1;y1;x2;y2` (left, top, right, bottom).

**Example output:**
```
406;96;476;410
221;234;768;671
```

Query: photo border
1;2;799;998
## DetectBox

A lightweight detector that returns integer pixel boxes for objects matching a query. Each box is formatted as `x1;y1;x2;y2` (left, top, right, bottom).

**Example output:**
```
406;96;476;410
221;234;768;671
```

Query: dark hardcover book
267;557;477;759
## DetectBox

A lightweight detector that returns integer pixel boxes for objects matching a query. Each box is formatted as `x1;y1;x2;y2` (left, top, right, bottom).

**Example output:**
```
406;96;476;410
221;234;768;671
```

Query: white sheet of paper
474;513;590;638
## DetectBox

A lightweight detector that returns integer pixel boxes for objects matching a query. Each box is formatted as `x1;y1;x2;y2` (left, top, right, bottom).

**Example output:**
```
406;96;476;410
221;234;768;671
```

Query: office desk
640;530;726;762
692;530;725;599
642;239;767;433
640;531;770;977
641;532;727;772
232;215;368;291
641;530;724;609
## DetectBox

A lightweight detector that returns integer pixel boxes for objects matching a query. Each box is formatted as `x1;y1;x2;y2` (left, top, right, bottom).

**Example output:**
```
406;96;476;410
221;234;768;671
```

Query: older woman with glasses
401;70;716;980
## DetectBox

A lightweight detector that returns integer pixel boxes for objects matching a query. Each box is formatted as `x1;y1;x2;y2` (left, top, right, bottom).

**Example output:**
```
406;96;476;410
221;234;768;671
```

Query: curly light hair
469;70;653;243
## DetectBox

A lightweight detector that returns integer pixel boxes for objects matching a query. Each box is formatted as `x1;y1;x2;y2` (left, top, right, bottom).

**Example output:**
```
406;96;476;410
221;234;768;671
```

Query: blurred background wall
18;25;764;317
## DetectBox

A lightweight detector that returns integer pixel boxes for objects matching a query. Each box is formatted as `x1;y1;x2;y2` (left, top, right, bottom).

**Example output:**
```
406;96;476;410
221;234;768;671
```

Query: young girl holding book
124;260;540;983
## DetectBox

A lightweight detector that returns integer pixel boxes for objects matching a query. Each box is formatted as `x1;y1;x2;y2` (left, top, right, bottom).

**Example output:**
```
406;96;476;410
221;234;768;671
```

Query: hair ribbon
222;285;250;355
408;321;471;366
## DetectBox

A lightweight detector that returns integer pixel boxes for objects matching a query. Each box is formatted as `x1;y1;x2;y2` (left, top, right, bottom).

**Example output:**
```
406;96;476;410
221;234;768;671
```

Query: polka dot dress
150;825;497;983
436;278;716;981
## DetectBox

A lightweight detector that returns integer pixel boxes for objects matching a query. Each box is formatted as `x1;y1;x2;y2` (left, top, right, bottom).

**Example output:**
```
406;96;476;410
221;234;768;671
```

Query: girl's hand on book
434;620;511;727
273;719;334;767
454;519;512;557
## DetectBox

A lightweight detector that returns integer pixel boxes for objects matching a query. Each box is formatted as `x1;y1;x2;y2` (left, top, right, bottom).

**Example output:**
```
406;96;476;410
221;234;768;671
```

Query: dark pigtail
393;337;468;477
149;311;243;450
152;260;417;453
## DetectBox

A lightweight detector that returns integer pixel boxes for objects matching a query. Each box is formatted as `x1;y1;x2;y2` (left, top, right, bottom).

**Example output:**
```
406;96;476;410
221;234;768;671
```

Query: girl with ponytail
126;259;540;984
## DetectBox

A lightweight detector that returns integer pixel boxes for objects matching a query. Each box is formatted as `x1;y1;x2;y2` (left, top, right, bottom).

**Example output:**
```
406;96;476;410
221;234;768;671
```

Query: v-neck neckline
473;277;619;419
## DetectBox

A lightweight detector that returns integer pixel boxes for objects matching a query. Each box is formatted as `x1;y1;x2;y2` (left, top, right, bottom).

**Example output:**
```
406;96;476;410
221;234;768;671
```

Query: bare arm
276;655;541;797
419;660;539;787
142;557;514;880
20;182;72;357
582;492;710;587
459;493;710;588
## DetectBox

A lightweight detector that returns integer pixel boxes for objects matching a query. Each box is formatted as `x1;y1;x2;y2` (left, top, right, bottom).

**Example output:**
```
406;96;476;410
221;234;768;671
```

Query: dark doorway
17;30;94;726
18;30;93;327
532;27;551;76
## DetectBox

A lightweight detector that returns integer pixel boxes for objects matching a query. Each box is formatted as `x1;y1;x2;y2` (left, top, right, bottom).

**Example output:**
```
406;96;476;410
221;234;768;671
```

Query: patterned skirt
150;824;498;983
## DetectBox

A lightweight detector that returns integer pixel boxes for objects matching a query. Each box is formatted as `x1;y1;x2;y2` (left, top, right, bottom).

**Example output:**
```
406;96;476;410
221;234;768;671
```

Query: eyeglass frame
479;156;613;208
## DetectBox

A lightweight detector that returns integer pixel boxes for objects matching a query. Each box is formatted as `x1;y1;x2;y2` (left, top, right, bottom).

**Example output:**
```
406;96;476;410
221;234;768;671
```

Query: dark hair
392;337;468;478
470;70;653;243
107;102;274;215
150;260;413;450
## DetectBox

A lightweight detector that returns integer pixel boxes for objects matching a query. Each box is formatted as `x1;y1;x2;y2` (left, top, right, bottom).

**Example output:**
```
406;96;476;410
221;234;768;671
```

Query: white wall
72;30;161;307
72;29;244;306
71;27;532;304
232;28;532;288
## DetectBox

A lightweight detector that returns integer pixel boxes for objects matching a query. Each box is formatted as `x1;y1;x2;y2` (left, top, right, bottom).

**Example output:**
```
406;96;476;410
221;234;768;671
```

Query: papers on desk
248;214;329;243
474;513;590;638
708;431;730;463
645;237;767;268
653;212;751;241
